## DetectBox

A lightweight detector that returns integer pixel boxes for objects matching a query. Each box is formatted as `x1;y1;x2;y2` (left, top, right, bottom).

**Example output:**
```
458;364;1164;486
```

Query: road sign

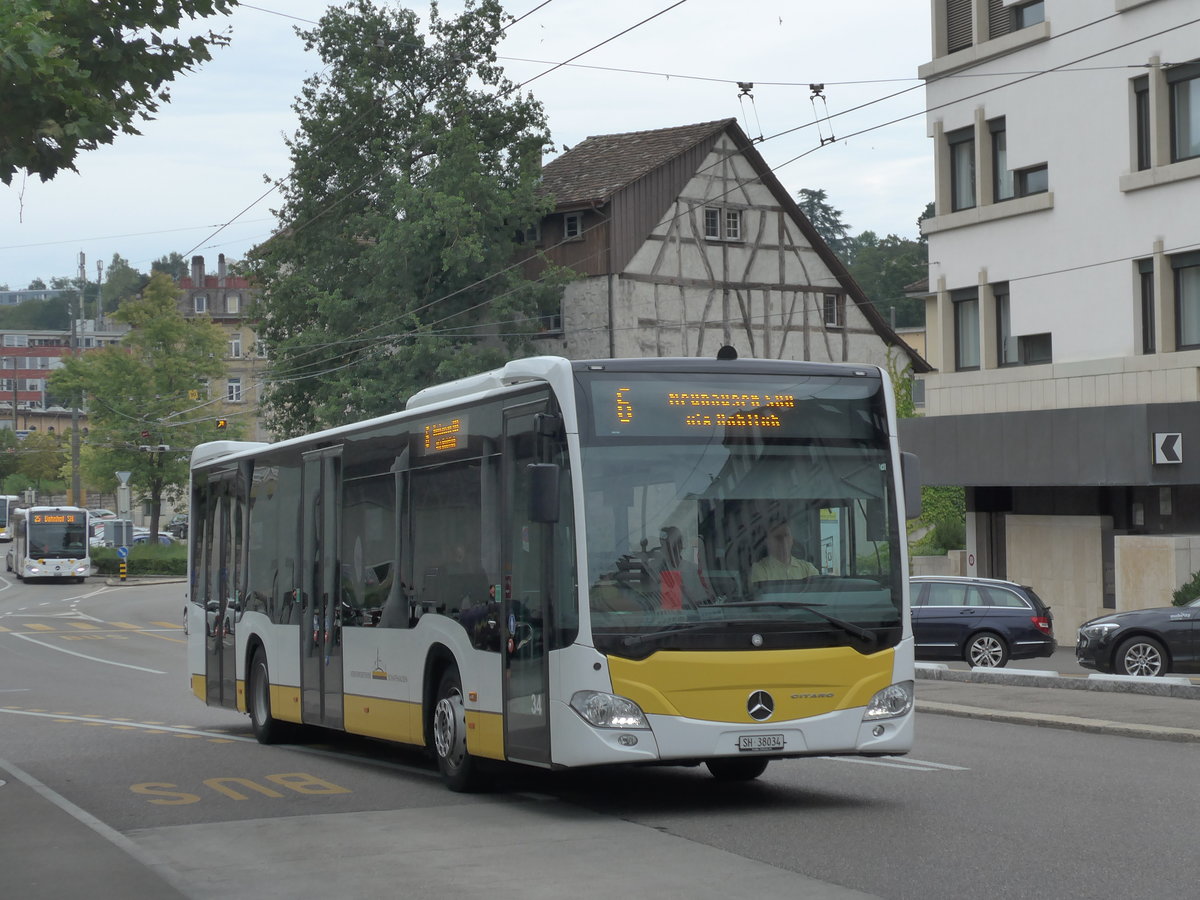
117;546;129;559
1154;432;1183;464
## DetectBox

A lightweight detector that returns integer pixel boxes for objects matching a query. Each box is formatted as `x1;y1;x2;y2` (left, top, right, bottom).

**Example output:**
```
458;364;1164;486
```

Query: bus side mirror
901;452;922;520
528;463;560;524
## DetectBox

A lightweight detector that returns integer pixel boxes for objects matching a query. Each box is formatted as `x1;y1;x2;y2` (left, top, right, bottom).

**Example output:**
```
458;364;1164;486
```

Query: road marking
25;623;53;631
819;755;969;772
0;708;257;742
0;756;192;895
151;621;183;630
66;622;101;630
10;632;166;673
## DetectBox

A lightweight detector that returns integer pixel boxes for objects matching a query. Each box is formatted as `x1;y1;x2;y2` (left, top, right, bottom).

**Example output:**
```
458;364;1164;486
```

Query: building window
199;379;210;400
1138;259;1156;354
227;378;243;403
563;213;582;240
255;340;268;359
946;0;972;54
1014;164;1048;196
1012;1;1044;29
229;334;242;358
1169;63;1200;163
227;293;240;315
953;291;980;370
1134;76;1151;171
990;118;1012;201
515;223;541;244
995;285;1018;366
194;294;208;314
823;293;844;328
1019;333;1052;365
703;207;743;241
1174;251;1200;350
948;127;976;211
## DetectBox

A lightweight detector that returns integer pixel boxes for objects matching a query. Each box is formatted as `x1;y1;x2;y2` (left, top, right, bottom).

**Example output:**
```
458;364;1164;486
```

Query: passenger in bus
749;521;818;587
656;526;713;608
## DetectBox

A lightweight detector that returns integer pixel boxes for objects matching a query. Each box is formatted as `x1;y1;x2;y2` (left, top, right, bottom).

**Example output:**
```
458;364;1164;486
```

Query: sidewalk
915;663;1200;742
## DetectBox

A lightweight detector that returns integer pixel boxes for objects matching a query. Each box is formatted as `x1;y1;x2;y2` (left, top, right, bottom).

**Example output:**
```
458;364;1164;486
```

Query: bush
1172;570;1200;607
92;543;186;577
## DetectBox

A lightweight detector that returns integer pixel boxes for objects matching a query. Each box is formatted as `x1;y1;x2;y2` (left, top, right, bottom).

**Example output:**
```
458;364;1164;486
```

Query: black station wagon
911;575;1056;668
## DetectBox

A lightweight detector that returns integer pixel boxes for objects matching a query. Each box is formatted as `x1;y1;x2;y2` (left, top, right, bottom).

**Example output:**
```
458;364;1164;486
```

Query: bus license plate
738;734;784;752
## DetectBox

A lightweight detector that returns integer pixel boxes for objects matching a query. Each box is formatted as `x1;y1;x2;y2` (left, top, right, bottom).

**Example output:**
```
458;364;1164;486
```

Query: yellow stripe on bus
343;694;422;745
270;684;303;724
466;709;505;761
609;646;894;722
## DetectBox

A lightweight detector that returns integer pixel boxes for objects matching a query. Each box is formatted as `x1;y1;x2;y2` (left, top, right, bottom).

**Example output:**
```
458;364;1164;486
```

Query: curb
916;699;1200;743
916;662;1200;700
102;577;186;587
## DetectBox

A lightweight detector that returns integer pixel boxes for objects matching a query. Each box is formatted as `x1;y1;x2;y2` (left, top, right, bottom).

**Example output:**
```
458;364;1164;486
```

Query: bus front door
300;448;344;730
502;404;552;766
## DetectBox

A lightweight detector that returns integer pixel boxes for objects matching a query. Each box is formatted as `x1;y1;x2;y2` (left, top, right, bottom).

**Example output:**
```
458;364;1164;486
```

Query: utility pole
71;251;83;506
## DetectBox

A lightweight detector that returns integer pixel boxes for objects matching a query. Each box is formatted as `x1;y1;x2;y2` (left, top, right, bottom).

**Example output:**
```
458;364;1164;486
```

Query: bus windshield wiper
719;600;877;647
619;622;731;648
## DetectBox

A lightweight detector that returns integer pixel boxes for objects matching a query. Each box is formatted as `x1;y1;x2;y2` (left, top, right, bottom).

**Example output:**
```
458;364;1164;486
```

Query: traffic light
216;419;228;431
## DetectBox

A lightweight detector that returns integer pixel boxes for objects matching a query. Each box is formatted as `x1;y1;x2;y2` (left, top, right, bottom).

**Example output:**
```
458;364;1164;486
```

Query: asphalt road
2;576;1196;900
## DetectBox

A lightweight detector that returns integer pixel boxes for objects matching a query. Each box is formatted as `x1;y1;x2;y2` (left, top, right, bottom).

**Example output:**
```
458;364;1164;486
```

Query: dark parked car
911;575;1056;668
1076;597;1200;676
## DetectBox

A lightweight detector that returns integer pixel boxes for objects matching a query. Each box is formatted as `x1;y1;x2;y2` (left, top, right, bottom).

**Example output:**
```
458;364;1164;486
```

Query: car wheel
1114;636;1167;677
431;666;486;792
706;757;770;781
965;632;1009;668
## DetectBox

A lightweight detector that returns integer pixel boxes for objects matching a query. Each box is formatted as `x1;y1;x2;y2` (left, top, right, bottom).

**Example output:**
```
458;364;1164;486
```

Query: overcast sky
0;0;933;290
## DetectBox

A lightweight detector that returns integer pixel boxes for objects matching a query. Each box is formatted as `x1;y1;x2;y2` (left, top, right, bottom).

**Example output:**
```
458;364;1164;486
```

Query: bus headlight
863;681;914;721
570;691;650;729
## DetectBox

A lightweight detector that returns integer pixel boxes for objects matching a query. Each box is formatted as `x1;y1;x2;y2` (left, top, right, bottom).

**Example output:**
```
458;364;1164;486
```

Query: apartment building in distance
176;255;269;442
900;0;1200;635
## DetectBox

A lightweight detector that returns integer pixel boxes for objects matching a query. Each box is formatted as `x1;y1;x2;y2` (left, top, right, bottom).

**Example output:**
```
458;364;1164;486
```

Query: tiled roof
540;119;734;206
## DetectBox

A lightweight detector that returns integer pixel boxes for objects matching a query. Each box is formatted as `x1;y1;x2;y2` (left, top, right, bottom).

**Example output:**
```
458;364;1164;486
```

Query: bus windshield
29;515;89;557
577;370;903;658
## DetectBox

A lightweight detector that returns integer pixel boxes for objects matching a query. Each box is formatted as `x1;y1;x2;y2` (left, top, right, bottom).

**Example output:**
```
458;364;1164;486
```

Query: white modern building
900;0;1200;635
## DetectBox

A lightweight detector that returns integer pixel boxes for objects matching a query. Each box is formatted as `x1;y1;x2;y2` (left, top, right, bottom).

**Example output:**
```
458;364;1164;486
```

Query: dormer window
227;293;240;314
195;294;208;314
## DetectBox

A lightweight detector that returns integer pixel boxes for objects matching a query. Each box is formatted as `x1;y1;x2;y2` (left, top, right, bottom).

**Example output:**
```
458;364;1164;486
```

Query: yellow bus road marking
150;621;183;630
66;622;101;630
111;622;141;630
0;625;10;632
25;623;54;631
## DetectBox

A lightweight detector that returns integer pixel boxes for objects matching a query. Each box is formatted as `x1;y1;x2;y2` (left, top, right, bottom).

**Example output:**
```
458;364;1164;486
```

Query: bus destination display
588;373;880;439
420;415;467;454
34;513;81;524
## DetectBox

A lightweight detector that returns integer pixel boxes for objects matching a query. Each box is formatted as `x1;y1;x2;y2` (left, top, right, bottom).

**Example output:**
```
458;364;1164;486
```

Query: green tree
100;254;149;319
1;0;237;184
151;252;188;280
49;272;235;538
847;230;926;328
18;429;66;490
797;188;853;258
0;294;70;330
252;0;568;437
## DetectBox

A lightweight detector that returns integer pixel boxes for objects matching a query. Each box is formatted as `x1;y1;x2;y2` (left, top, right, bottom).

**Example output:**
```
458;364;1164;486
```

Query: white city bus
187;355;921;790
6;506;91;582
0;494;20;541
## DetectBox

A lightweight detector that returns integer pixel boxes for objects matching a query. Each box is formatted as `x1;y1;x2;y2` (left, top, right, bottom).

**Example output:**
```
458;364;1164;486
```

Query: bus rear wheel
248;650;289;744
432;666;485;792
706;757;770;781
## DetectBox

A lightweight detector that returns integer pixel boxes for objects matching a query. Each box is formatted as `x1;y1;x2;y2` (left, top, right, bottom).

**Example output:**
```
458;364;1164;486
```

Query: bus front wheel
432;666;485;792
706;757;770;781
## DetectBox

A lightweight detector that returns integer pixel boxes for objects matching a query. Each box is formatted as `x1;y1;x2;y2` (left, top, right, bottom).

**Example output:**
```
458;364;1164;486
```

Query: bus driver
749;520;818;588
